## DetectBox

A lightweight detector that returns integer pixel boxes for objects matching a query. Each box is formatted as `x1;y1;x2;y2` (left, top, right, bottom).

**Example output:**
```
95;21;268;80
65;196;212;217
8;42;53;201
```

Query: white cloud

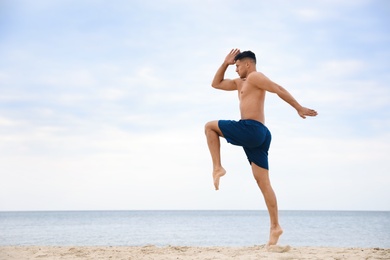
0;0;389;211
294;8;329;22
320;59;366;77
0;117;18;126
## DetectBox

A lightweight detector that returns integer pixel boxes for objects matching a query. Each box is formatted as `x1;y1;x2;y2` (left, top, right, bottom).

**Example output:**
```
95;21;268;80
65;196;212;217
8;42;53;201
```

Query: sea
0;210;389;248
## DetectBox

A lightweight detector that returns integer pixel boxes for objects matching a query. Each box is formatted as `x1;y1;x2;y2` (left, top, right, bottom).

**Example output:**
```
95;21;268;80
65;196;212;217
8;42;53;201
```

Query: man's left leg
251;163;283;246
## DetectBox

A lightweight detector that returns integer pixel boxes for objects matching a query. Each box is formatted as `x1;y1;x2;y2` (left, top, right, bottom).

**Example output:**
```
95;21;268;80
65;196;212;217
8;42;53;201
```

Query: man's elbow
211;82;220;89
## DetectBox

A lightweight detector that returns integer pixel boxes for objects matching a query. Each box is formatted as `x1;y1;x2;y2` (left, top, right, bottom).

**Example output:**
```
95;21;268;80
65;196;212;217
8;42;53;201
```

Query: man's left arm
251;73;318;119
275;85;317;118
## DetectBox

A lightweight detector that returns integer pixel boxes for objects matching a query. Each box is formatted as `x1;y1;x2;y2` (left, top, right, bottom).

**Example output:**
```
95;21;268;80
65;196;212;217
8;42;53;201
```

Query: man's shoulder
248;71;266;79
246;71;268;85
232;78;245;85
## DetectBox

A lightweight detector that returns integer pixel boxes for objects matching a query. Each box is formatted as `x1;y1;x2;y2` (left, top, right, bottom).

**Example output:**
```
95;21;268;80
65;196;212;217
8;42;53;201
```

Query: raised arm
248;72;318;119
211;49;240;91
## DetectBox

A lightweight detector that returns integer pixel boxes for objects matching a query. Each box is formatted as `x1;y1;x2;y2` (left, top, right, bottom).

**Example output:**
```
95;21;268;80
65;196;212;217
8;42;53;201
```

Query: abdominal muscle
238;82;266;124
240;101;265;124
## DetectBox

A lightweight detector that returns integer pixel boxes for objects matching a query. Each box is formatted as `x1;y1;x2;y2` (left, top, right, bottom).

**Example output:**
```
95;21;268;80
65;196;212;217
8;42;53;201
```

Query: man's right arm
211;62;237;91
211;48;240;91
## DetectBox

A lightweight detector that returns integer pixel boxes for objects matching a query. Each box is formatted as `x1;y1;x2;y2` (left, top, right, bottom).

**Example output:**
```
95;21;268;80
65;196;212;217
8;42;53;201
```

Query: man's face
235;60;247;79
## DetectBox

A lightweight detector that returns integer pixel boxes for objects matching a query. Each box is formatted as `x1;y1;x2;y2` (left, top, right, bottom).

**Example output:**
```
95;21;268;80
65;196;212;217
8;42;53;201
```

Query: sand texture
1;245;389;259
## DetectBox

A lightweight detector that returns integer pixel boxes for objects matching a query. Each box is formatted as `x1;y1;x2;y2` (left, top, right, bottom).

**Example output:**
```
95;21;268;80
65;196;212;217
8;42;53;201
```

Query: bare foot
267;226;283;246
266;244;291;253
213;167;226;190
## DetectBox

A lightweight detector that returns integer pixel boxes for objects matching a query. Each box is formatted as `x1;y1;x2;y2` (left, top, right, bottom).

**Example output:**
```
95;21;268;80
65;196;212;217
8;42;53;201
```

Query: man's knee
252;164;271;184
204;122;211;135
205;121;222;136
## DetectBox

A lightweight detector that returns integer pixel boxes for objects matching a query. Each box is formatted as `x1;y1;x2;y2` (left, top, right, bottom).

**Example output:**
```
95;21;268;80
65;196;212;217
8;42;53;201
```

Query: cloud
319;59;366;77
0;0;389;211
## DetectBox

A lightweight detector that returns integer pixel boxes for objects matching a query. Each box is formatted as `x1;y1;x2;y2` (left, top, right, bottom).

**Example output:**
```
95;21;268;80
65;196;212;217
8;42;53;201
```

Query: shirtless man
204;49;318;246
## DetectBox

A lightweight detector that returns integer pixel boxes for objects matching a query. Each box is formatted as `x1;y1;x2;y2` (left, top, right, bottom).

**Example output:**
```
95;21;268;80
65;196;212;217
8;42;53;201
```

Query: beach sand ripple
1;245;389;259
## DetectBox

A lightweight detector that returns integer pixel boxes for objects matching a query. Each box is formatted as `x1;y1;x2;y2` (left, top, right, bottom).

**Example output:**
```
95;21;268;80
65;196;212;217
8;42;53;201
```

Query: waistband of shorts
239;119;265;126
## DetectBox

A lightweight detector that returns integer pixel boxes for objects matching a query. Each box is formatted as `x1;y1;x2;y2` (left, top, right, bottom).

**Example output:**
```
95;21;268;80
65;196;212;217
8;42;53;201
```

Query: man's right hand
224;48;241;65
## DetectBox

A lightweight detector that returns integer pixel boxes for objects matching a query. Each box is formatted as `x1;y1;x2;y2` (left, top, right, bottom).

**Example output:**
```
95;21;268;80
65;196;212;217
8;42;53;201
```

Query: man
204;49;318;246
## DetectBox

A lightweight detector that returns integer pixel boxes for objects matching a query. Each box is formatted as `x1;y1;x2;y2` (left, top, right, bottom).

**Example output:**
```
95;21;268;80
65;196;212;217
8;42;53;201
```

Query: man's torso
235;72;266;124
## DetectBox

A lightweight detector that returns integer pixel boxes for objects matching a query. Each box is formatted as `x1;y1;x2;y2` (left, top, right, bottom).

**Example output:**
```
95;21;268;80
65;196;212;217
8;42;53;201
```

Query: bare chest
238;80;257;100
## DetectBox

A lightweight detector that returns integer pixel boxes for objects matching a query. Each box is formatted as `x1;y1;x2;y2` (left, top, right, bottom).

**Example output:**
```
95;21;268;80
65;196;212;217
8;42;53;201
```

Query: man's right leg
204;120;226;190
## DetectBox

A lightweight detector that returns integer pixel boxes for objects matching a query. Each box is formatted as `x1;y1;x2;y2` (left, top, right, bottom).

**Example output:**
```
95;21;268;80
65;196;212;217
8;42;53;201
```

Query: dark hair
234;50;256;64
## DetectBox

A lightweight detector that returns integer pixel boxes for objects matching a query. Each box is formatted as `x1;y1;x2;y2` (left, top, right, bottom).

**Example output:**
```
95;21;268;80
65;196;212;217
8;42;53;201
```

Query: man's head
234;50;256;79
234;51;256;64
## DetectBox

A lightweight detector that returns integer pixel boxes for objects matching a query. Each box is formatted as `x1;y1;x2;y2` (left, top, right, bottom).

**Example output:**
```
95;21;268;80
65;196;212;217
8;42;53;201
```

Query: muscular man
204;49;318;246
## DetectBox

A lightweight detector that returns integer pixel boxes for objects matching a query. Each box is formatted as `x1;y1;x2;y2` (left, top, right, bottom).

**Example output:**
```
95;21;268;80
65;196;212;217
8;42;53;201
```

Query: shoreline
1;245;389;259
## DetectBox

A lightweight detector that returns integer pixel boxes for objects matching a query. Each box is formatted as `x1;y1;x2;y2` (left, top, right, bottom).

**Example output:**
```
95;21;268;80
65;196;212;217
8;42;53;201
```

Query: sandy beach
1;245;389;259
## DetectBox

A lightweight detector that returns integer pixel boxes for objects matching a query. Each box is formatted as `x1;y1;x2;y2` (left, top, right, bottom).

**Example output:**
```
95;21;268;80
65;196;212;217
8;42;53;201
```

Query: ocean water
0;210;389;248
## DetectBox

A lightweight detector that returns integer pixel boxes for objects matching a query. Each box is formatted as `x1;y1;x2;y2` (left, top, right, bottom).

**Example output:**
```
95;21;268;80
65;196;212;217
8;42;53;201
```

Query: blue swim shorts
218;119;272;169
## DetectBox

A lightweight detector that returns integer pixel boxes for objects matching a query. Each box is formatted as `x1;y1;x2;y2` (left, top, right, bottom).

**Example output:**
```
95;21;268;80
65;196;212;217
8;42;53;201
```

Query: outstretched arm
211;49;240;91
248;72;318;119
275;84;318;119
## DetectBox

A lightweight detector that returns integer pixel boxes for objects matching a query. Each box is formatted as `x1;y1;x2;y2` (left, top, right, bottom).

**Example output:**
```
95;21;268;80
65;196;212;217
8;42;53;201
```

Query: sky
0;0;389;211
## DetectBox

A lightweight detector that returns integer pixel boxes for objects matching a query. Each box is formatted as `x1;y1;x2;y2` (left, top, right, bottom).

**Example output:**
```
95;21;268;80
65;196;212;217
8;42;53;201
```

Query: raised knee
205;121;222;137
204;122;209;134
204;121;214;134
